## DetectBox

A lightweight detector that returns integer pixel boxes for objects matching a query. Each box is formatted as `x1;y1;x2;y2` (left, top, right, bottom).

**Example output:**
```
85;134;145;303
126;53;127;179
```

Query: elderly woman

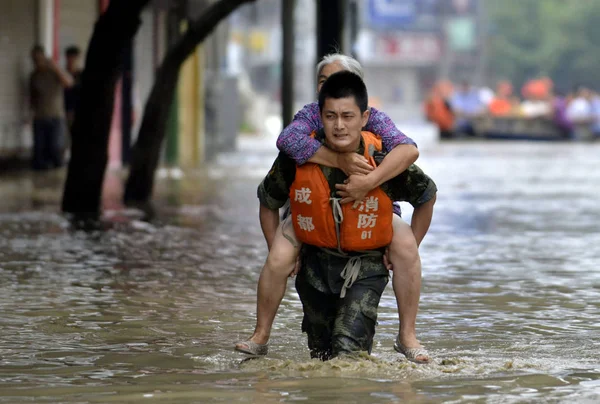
236;54;433;363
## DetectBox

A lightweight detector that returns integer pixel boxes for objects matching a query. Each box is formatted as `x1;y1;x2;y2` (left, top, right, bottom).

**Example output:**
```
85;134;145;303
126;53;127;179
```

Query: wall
0;0;39;158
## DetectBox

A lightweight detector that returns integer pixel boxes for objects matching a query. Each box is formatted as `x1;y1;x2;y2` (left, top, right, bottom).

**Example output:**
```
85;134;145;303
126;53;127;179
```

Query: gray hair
316;53;364;80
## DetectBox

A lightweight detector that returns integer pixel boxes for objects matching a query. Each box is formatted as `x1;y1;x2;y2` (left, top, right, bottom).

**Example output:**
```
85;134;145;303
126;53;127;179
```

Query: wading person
236;54;433;363
237;71;437;360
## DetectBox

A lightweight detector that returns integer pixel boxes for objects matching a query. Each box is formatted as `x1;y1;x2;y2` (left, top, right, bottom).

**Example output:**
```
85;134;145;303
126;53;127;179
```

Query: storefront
0;0;37;157
0;0;98;158
0;0;221;167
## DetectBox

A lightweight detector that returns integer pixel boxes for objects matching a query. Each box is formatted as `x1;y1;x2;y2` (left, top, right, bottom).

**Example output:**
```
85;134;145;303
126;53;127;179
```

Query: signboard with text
365;0;478;31
367;0;417;28
356;30;442;65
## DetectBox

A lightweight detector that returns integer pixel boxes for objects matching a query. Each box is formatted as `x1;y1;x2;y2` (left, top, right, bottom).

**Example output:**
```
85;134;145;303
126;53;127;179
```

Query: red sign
376;33;441;64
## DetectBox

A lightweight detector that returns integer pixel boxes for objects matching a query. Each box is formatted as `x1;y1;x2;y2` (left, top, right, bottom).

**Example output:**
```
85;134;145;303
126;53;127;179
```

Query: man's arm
311;146;374;175
49;59;74;88
276;103;419;187
382;164;437;244
335;108;419;202
259;205;280;250
276;102;373;175
256;152;296;246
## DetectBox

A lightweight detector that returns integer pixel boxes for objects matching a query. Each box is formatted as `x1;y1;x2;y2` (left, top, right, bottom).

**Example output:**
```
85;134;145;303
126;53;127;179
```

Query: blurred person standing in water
488;81;514;117
590;90;600;138
29;45;73;170
551;89;575;138
424;80;455;139
566;85;594;125
450;81;485;136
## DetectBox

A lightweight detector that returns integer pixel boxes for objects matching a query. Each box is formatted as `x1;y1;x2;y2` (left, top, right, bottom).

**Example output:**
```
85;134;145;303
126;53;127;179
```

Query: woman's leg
237;217;302;348
388;215;429;362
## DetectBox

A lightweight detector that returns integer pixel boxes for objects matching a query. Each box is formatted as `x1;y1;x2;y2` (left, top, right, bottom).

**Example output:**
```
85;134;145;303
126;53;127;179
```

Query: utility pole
282;0;295;126
316;0;345;63
474;0;488;86
348;0;358;59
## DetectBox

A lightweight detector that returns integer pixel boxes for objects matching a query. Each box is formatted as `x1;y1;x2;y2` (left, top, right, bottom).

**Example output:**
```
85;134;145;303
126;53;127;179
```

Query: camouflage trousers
295;269;388;361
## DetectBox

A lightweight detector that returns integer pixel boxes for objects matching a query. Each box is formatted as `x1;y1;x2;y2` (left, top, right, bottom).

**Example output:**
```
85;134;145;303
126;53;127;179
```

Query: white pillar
37;0;55;57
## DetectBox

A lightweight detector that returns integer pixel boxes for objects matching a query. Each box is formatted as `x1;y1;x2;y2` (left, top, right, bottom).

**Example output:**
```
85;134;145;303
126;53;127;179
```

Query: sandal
235;340;268;356
394;335;430;364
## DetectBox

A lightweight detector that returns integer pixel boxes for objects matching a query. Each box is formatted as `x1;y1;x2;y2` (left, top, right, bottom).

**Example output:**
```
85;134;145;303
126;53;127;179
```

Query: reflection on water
0;140;600;403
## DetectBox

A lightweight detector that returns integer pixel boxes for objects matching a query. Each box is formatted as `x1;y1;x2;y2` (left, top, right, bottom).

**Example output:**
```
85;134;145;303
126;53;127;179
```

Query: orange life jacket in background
289;131;393;251
424;95;454;131
488;98;512;116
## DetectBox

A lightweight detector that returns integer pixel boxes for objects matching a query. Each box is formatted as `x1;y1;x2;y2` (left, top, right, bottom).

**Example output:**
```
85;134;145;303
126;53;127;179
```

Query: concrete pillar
37;0;56;59
195;46;205;166
179;45;201;168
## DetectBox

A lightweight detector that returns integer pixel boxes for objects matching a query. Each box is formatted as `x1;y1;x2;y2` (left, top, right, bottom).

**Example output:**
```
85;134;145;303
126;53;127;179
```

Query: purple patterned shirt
276;102;417;165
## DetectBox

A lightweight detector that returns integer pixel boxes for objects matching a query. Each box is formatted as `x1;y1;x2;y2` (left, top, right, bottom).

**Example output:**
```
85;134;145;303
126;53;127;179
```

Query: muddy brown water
0;140;599;403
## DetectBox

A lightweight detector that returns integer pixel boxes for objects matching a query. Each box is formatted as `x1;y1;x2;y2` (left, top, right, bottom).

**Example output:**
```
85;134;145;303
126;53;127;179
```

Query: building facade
355;0;483;121
0;0;226;169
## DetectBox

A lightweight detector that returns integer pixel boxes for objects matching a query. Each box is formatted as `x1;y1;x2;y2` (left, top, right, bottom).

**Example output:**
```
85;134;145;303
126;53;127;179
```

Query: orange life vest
289;131;393;251
488;98;512;116
424;95;454;131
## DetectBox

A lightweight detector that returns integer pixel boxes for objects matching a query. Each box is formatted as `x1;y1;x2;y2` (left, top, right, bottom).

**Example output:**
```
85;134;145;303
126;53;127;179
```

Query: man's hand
383;247;393;271
47;58;59;71
337;152;373;176
289;256;301;278
335;174;375;204
48;58;74;88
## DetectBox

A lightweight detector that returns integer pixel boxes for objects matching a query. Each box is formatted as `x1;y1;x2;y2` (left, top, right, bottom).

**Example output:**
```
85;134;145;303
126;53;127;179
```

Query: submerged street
0;136;599;403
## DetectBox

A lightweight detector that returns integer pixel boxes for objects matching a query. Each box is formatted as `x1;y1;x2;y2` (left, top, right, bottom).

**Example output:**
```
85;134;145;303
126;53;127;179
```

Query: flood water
0;137;599;403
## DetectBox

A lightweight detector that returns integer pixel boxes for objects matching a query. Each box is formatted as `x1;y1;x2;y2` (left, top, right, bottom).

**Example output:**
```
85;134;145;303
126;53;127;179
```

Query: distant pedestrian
425;81;455;139
590;90;600;138
450;81;485;136
29;45;73;170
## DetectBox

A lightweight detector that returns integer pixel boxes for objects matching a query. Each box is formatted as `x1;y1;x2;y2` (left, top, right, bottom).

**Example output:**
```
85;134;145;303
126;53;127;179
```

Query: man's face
66;54;80;70
581;88;592;100
317;62;344;93
321;96;369;153
31;50;46;68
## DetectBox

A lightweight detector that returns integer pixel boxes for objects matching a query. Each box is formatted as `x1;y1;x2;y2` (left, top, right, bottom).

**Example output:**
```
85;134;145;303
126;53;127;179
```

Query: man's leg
32;119;47;170
47;118;64;168
236;217;301;349
295;271;337;360
389;215;429;362
331;275;388;358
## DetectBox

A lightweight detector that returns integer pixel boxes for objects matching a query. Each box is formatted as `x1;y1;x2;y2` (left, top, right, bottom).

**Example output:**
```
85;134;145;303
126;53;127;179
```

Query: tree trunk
124;0;255;209
61;0;151;221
